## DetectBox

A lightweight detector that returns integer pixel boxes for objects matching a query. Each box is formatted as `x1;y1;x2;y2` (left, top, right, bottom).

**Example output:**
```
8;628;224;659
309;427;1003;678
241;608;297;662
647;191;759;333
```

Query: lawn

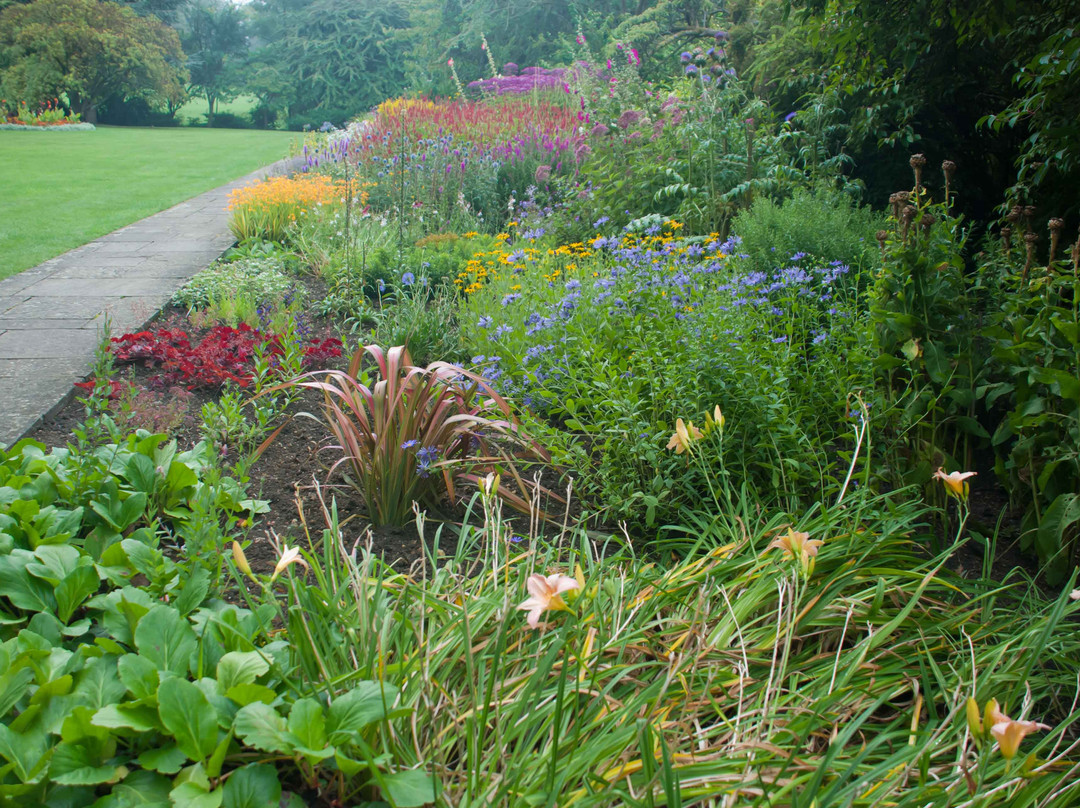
0;125;298;279
175;93;260;126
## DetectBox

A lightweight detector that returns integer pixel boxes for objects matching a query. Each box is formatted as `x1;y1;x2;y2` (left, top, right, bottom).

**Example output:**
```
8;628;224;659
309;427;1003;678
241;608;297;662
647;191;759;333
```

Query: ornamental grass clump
227;174;346;243
285;343;548;526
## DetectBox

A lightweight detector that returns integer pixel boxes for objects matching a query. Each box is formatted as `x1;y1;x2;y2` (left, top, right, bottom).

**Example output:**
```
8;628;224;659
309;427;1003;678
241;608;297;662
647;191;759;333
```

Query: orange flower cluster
227;175;350;243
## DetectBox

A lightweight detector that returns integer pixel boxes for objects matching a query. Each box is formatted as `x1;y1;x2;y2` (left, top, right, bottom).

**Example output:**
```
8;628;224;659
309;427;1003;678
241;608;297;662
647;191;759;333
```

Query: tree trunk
81;102;97;124
206;94;216;127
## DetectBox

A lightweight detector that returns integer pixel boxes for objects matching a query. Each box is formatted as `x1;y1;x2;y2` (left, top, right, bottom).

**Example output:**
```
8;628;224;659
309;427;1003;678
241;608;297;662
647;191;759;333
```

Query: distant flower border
0;122;96;131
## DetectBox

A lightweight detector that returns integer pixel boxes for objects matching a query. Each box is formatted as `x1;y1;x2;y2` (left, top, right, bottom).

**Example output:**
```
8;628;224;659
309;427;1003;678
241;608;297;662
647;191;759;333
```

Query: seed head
920;213;936;233
1007;206;1023;224
941;159;956;178
909;153;927;169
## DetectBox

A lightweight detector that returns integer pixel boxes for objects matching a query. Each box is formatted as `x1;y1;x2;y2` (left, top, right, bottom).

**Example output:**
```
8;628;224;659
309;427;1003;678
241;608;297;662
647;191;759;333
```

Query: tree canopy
0;0;186;122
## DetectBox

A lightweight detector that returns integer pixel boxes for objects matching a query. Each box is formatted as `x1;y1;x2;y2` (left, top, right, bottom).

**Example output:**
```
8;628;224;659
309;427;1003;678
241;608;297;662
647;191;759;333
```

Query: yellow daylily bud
966;697;983;739
232;541;254;579
713;405;724;431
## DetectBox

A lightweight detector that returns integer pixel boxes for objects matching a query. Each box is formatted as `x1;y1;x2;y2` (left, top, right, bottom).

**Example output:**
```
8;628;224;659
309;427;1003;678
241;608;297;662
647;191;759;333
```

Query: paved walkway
0;156;303;448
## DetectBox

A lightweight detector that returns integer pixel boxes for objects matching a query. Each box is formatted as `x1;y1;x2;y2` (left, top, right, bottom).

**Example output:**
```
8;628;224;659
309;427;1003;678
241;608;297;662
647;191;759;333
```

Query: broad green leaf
216;651;270;692
288;698;333;760
221;763;281;808
174;566;210;616
137;745;187;775
327;682;399;742
56;565;101;624
118;654;160;701
93;703;162;732
74;656;126;710
233;702;295;754
125;454;157;495
225;683;278;707
382;769;436;808
0;552;56;612
108;768;172;807
157;678;219;763
134;605;196;676
0;724;48;783
168;781;222;808
49;742;120;785
60;706;111;745
0;667;33;717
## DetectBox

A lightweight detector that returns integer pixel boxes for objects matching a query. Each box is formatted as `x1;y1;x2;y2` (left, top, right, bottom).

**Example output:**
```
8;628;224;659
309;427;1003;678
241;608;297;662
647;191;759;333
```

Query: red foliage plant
78;324;342;392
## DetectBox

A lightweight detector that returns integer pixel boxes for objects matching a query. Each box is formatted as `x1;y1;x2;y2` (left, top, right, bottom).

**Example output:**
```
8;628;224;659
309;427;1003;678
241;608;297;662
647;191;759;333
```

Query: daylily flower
767;528;824;573
968;698;1050;759
934;467;976;500
991;717;1050;759
703;405;725;435
666;418;703;454
518;572;579;628
272;544;309;581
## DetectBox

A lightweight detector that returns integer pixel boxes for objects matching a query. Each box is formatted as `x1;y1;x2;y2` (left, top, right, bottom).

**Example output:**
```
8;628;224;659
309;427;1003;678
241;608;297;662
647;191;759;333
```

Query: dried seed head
909;154;927;169
876;229;889;246
941;159;956;177
1007;206;1023;224
902;205;917;223
1049;217;1065;233
1024;205;1037;219
1001;226;1013;253
889;191;908;219
1048;218;1065;265
1023;231;1039;277
1024;232;1039;245
920;213;936;233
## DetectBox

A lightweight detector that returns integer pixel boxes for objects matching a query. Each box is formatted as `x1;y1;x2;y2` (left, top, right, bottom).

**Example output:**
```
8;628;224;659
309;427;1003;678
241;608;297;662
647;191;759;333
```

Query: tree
0;0;187;122
247;0;410;124
182;0;246;126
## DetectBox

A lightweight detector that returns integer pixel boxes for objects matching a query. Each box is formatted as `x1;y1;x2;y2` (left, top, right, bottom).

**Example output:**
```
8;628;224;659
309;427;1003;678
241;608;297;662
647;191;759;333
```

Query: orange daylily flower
933;467;976;500
666;418;703;454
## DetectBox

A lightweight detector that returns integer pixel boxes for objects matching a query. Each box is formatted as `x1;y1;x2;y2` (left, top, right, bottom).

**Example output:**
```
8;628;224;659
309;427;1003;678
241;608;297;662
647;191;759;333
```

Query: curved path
0;156;303;448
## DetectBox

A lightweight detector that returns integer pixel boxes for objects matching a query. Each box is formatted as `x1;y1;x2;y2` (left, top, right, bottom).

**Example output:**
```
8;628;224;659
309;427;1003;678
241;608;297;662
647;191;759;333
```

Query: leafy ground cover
10;46;1080;808
0;126;296;278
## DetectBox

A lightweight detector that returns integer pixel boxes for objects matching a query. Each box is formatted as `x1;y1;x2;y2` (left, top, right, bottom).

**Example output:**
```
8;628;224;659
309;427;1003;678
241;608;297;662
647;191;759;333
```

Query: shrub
731;186;884;275
172;256;303;312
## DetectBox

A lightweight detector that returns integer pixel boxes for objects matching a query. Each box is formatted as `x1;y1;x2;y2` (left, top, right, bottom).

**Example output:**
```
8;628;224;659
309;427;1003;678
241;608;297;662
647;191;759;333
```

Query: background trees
181;0;246;126
0;0;186;122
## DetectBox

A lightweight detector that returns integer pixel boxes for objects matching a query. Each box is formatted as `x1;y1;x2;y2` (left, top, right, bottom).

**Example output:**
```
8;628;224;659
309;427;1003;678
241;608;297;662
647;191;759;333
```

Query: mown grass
0;125;297;279
176;93;260;125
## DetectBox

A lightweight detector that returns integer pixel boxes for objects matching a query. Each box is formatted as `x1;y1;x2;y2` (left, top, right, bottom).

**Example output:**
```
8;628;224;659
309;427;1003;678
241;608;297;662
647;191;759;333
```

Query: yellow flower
518;573;579;628
933;467;977;500
666;418;703;454
703;405;725;435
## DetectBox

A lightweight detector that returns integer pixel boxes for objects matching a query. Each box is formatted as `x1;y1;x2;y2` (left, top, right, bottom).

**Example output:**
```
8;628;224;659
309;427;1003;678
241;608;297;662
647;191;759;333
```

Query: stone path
0;156;303;448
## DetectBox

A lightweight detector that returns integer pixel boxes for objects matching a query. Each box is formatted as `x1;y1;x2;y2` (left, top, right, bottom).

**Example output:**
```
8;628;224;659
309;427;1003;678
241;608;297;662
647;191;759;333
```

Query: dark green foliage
732;186;884;275
247;0;411;121
183;0;248;128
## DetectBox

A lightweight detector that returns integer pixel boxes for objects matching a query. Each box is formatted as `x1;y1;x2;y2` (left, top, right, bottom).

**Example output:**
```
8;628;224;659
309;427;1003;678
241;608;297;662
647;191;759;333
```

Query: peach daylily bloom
933;467;977;500
767;528;824;563
666;418;703;454
272;544;309;581
518;573;579;628
990;712;1050;760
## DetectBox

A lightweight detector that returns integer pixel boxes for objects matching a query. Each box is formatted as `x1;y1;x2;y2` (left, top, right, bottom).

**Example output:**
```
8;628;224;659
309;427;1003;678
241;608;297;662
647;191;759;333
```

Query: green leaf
0;667;34;717
288;698;333;760
110;768;172;807
216;651;270;692
125;454;157;496
49;742;120;785
0;724;48;783
233;702;295;754
327;681;399;742
74;656;126;710
168;781;223;808
0;551;56;612
118;653;160;701
93;703;162;732
55;565;100;624
137;745;187;775
225;683;278;707
134;605;196;676
382;769;436;807
221;763;281;808
174;565;210;616
157;678;219;763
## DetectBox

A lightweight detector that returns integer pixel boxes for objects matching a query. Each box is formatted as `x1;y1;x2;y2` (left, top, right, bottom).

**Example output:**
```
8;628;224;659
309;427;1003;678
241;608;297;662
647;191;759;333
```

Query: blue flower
501;293;522;306
401;439;419;450
593;215;610;229
401;271;415;286
494;324;513;338
416;445;439;478
478;315;494;328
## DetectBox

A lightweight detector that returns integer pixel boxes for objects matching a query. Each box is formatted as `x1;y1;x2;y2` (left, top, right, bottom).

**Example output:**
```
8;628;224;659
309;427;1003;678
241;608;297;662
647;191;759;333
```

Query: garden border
0;155;303;448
